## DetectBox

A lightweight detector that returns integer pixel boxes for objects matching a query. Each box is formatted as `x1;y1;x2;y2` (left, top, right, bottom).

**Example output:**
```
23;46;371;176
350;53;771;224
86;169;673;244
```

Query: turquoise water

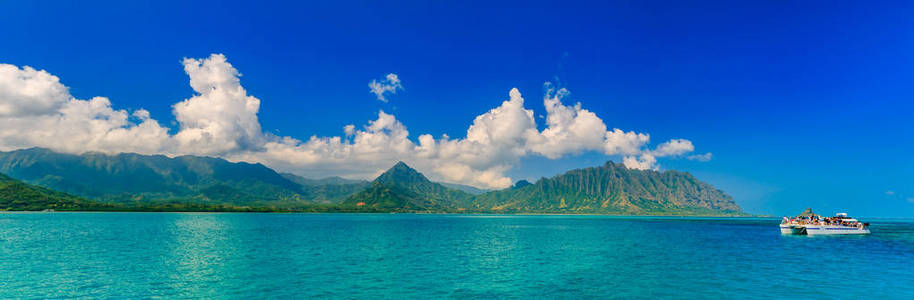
1;213;913;298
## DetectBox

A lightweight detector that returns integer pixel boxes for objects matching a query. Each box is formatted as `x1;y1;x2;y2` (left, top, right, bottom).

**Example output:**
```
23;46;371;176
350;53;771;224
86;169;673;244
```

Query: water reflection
162;213;246;297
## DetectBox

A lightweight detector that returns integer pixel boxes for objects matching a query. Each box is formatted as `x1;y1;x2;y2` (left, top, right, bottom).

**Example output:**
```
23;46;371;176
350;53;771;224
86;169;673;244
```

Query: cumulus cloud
652;139;694;157
368;73;402;102
623;154;657;170
0;54;706;189
173;54;265;155
619;139;708;170
526;84;608;158
0;65;70;116
0;64;173;155
604;129;650;156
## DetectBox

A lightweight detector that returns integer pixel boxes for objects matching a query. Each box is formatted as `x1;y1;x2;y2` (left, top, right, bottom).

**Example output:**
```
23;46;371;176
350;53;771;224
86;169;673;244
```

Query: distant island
0;148;743;215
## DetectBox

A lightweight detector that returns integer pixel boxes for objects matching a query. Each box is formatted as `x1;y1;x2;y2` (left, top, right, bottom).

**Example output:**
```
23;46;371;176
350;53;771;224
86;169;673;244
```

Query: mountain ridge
471;161;740;214
0;148;355;205
0;148;742;215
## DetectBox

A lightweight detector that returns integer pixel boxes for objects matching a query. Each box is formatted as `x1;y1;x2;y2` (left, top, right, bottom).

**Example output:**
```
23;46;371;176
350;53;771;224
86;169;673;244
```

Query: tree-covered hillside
280;173;368;203
0;148;742;215
0;148;361;205
343;162;473;211
0;173;108;211
471;161;741;215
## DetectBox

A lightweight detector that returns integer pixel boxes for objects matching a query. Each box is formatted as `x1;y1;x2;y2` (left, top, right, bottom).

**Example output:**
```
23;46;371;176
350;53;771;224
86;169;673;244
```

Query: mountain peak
512;179;532;189
347;161;473;210
602;160;622;168
391;161;411;170
374;161;428;185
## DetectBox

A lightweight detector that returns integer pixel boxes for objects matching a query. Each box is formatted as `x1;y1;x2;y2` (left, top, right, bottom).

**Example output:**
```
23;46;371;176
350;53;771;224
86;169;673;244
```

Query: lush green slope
439;182;490;195
0;171;331;212
280;174;368;203
0;148;362;205
0;148;304;204
0;173;110;211
343;162;473;211
470;161;742;215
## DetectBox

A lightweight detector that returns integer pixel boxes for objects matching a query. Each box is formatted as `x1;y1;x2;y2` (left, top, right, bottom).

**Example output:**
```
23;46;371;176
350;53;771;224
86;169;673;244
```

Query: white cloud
368;73;402;102
652;139;694;157
0;64;70;116
688;152;713;162
422;88;536;188
526;84;608;158
603;129;650;156
619;139;707;170
623;154;657;170
0;54;704;189
0;64;173;155
173;54;265;155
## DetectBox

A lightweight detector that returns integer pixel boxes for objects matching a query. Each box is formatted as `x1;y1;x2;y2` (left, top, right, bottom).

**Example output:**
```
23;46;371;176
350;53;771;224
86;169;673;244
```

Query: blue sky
1;1;912;216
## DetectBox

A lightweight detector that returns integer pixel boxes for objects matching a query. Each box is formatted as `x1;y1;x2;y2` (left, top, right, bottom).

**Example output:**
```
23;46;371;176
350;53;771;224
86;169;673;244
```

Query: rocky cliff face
470;161;741;214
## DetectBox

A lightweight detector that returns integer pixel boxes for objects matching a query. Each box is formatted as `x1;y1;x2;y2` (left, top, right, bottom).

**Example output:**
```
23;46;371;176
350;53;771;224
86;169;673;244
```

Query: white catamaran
780;209;870;235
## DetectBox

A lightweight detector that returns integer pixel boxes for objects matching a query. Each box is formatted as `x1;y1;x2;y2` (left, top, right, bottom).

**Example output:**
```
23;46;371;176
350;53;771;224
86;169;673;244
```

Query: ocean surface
1;213;913;299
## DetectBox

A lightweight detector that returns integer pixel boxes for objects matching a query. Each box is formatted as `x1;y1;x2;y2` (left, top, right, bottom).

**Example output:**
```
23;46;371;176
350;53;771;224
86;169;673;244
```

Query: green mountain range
0;172;105;211
0;148;742;215
0;148;360;206
342;161;740;215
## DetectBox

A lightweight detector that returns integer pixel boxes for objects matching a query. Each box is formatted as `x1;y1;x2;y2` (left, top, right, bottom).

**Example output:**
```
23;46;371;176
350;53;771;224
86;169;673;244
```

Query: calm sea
1;213;912;298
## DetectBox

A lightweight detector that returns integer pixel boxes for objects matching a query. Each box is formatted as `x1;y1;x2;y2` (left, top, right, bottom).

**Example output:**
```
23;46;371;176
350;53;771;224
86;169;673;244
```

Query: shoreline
0;209;761;217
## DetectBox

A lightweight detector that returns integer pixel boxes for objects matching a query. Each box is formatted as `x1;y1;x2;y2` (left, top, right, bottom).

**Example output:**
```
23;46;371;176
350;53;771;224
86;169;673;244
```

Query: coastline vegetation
1;148;747;216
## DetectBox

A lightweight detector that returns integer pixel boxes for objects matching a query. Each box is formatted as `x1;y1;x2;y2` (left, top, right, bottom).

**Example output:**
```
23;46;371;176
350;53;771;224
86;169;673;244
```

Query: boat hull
803;225;870;235
779;225;869;235
779;224;793;234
